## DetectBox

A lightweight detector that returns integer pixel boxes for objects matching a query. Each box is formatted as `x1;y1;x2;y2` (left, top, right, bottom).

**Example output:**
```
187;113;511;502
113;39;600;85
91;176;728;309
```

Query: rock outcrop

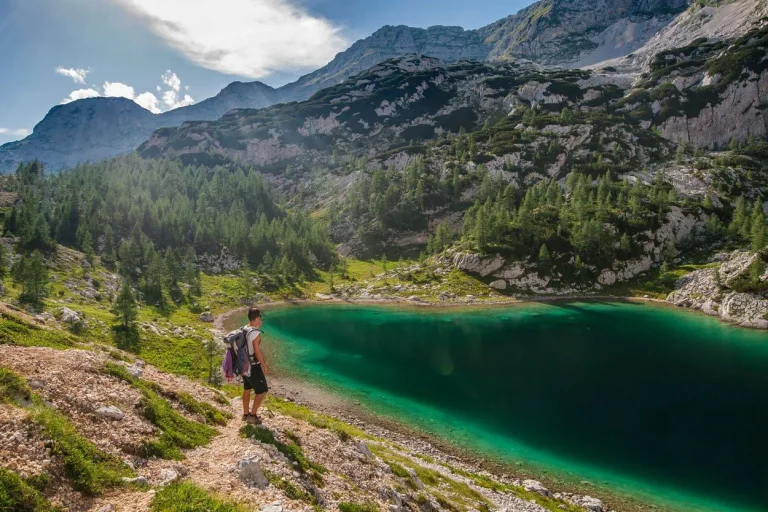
667;251;768;329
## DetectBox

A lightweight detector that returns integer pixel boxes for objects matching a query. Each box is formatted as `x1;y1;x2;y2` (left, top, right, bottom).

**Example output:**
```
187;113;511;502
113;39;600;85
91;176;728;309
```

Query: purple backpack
221;327;254;381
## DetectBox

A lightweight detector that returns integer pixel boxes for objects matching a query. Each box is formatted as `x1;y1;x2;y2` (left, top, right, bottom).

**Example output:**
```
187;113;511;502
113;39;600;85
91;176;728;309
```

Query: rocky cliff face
479;0;688;66
278;25;491;102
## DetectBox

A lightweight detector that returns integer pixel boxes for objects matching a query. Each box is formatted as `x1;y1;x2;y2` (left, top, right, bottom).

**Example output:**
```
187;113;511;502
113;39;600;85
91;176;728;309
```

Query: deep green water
255;302;768;511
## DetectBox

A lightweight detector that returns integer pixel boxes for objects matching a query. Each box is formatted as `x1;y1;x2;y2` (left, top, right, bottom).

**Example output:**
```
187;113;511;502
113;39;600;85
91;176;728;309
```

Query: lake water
252;301;768;511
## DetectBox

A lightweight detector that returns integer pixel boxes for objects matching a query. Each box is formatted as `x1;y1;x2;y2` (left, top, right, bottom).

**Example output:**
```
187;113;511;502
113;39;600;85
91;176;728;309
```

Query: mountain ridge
1;0;764;173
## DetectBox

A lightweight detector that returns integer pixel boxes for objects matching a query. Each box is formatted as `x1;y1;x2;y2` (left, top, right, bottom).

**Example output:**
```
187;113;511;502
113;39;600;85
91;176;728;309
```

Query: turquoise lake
255;301;768;511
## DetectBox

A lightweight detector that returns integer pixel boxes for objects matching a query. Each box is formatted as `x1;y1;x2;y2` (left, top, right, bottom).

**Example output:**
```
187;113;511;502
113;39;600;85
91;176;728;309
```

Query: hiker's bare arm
253;334;269;375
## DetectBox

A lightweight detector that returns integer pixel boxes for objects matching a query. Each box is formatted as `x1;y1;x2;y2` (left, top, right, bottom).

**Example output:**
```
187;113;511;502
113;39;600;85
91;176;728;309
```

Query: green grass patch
369;445;488;509
0;367;32;404
104;363;217;459
265;470;318;504
264;395;372;442
151;481;249;512
0;467;62;512
176;392;232;426
387;462;410;478
34;406;134;494
240;424;327;475
338;502;379;512
0;312;76;349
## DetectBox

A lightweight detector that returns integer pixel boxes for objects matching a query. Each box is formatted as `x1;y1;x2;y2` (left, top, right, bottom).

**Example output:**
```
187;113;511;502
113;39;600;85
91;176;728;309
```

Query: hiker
242;306;269;424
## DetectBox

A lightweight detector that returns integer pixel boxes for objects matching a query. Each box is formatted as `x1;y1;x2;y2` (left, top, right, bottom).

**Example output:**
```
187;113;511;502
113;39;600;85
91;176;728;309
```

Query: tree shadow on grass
111;325;140;354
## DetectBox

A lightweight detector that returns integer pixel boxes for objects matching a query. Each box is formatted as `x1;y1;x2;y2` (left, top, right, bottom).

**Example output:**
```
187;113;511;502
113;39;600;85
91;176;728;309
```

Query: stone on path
355;441;373;458
260;502;283;512
159;468;180;486
236;453;269;488
95;406;124;421
198;312;215;323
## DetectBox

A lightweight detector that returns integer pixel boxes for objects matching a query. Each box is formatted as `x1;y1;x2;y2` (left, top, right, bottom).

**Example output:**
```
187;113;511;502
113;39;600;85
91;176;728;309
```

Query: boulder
489;279;507;290
95;406;125;421
236;453;269;488
522;479;552;498
198;312;215;323
56;307;82;324
159;468;180;486
572;495;603;512
127;364;143;379
451;252;506;277
356;441;374;458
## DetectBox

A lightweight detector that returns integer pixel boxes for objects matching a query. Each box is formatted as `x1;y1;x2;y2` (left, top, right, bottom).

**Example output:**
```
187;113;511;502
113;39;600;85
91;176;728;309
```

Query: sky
0;0;535;144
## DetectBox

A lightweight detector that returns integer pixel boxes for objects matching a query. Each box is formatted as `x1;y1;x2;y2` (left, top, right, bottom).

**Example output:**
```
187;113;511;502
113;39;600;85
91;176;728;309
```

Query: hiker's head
247;306;262;328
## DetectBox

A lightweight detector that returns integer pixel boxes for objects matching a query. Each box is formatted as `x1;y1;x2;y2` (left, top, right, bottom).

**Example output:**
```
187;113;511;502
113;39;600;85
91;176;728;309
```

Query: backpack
221;326;256;381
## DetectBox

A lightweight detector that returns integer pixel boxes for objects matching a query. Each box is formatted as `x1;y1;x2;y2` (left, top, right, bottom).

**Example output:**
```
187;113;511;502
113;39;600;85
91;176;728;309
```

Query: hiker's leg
242;389;251;415
250;392;267;416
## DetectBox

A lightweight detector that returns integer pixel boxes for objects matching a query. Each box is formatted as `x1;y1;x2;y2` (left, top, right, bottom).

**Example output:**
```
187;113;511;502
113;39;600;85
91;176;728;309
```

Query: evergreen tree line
4;157;337;303
460;170;762;273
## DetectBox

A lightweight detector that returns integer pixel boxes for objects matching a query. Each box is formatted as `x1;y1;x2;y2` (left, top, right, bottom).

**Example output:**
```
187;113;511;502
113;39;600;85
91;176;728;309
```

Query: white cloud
61;88;101;103
112;0;349;78
55;67;90;84
59;71;194;113
162;90;195;110
0;128;31;137
162;70;181;92
103;81;136;99
135;91;162;113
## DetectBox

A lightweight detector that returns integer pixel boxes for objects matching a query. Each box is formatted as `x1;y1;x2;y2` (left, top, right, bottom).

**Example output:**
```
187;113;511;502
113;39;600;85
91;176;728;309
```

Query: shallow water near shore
250;301;768;511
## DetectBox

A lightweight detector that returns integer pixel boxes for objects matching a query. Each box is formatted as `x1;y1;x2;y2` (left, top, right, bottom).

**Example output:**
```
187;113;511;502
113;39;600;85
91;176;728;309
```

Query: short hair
247;307;261;321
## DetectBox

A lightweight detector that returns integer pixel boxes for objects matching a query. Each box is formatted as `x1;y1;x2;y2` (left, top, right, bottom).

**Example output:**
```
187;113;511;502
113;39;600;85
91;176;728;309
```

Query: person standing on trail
242;306;269;424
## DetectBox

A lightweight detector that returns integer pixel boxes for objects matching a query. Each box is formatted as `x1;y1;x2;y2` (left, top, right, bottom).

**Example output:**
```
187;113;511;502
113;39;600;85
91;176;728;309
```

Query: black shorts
243;364;268;394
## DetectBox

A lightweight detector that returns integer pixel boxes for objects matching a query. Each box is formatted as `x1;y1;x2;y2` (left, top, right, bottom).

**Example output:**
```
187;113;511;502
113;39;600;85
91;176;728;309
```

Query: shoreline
214;294;673;332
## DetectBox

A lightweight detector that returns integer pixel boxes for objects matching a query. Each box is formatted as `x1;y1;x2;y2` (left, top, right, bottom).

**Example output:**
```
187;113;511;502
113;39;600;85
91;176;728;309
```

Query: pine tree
750;209;766;251
729;196;747;235
0;244;7;280
13;250;49;306
204;337;223;386
619;232;632;256
538;244;551;263
113;281;137;329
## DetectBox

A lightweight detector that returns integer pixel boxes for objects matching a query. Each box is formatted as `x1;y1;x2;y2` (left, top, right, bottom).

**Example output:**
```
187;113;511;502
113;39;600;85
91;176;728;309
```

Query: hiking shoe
246;414;262;425
241;414;251;422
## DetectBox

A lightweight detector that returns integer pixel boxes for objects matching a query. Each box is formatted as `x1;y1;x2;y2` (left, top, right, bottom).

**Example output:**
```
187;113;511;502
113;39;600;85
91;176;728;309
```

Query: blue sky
0;0;534;144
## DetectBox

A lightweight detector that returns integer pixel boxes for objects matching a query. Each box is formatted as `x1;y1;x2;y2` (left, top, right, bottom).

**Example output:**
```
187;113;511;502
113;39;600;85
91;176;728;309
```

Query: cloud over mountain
112;0;350;78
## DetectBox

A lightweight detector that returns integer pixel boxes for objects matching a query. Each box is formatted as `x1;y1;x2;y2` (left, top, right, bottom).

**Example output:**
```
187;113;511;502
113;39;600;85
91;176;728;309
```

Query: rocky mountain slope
3;0;764;174
0;303;613;512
